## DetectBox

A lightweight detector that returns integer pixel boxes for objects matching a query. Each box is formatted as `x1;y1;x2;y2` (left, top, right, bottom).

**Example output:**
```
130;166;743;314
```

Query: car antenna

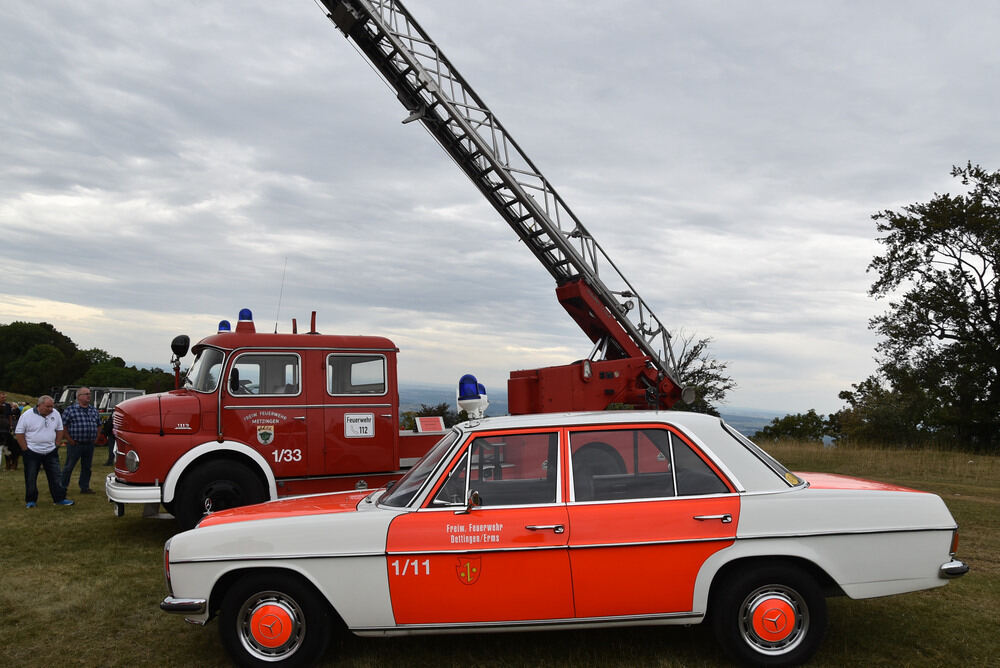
273;256;288;333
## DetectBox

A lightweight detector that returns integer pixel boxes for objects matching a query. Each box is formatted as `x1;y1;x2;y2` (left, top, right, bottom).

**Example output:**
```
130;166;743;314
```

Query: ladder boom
320;0;683;391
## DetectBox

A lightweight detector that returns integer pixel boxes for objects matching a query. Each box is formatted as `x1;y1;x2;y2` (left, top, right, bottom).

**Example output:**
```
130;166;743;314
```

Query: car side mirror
455;489;482;515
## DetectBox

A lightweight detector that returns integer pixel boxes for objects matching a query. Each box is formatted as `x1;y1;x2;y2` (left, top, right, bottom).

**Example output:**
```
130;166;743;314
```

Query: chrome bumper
161;596;207;615
939;559;969;578
104;473;162;505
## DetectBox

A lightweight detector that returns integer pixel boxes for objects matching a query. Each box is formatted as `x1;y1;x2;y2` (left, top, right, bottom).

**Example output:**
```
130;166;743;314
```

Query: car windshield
183;347;225;393
380;430;460;508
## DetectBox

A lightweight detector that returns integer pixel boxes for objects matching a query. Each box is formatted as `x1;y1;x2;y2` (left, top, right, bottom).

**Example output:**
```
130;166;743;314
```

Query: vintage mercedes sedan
161;411;967;666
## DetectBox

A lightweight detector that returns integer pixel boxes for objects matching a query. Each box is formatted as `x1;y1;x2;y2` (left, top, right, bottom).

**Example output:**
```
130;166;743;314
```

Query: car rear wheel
711;564;827;666
220;572;333;667
174;460;266;530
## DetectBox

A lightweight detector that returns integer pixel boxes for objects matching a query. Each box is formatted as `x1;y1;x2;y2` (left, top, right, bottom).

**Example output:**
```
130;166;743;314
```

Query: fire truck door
224;352;311;477
321;353;397;475
385;431;572;624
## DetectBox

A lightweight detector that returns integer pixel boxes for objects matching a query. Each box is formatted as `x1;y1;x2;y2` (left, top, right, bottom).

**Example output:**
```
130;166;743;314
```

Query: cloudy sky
3;1;998;414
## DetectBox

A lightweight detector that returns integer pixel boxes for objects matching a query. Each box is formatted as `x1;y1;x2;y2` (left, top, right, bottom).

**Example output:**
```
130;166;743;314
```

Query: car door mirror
455;489;481;515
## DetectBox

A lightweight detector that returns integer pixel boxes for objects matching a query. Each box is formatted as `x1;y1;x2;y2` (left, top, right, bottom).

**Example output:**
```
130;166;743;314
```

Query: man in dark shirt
60;387;101;494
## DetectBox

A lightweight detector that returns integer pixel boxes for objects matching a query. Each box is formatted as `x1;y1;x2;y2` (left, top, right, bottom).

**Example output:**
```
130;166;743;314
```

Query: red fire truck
108;0;698;530
106;310;443;529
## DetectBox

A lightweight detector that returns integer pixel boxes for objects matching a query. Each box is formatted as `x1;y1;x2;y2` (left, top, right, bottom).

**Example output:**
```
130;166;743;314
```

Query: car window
433;432;559;507
570;428;728;502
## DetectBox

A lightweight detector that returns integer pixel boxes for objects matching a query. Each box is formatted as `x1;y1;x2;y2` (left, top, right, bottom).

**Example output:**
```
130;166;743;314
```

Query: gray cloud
3;0;998;414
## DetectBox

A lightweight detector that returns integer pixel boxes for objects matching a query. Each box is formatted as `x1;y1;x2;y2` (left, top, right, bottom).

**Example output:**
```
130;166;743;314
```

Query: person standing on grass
14;395;74;508
60;386;100;494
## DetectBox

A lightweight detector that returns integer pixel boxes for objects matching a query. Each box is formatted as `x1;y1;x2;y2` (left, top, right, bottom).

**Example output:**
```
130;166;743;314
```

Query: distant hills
399;382;777;437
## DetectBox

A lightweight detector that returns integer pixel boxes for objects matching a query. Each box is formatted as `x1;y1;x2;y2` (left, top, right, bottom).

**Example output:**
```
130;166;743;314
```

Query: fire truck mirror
171;335;190;358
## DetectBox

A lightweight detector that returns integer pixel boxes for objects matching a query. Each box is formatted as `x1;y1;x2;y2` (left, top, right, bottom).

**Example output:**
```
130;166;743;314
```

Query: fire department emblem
455;556;481;585
256;425;275;445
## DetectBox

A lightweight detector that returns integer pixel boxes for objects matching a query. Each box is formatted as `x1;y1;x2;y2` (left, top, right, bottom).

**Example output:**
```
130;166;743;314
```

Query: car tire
711;563;827;667
174;460;266;530
220;572;333;667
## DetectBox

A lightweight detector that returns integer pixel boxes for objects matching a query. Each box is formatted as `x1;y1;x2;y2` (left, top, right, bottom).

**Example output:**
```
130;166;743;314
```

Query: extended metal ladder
319;0;683;391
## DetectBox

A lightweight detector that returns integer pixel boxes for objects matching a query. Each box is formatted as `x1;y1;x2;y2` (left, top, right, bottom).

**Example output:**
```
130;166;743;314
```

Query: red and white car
161;411;967;666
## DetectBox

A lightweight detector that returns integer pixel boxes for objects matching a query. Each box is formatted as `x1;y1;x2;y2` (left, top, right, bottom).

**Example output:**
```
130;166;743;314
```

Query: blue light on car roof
218;320;232;333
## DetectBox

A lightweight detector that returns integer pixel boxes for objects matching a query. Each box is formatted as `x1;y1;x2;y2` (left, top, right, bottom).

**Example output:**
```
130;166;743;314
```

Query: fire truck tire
219;571;333;667
175;460;267;531
711;563;827;667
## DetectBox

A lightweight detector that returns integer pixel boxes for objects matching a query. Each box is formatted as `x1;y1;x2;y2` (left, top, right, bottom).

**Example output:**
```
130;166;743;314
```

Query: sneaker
26;501;37;508
54;499;75;506
80;489;95;494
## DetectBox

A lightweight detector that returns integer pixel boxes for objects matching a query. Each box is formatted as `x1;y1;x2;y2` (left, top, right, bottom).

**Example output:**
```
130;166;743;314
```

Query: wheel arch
695;546;845;616
208;565;346;630
707;556;842;609
162;441;277;503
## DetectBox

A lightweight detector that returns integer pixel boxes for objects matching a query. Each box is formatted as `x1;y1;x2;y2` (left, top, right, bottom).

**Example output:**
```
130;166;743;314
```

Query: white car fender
161;440;278;503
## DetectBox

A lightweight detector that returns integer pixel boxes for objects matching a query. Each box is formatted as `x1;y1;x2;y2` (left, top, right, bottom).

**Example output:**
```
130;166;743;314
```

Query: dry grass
0;442;996;667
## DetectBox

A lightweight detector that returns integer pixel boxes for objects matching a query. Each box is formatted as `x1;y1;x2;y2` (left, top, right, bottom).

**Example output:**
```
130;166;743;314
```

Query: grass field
0;441;996;667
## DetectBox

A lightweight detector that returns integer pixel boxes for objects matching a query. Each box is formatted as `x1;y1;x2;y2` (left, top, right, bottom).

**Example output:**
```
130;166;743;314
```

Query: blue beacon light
238;308;253;322
218;320;232;333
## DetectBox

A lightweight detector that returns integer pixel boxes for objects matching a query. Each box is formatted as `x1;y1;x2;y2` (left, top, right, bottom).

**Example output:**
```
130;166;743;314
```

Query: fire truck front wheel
175;460;267;531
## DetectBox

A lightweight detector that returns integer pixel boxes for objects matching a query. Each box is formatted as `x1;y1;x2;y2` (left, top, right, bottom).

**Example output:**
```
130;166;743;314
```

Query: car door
566;425;739;618
385;429;572;625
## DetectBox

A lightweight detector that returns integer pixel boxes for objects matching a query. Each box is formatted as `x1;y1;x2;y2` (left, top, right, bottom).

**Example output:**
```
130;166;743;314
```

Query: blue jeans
62;441;95;491
23;448;67;504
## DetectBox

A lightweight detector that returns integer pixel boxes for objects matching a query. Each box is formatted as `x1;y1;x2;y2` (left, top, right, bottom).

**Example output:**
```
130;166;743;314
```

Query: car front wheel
220;572;333;667
711;564;827;666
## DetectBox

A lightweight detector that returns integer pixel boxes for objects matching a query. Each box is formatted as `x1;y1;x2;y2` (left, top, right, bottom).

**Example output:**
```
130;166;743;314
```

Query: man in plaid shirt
61;387;101;494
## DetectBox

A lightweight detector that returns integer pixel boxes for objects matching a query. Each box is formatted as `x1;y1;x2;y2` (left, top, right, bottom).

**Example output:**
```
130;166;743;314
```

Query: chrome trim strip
275;470;408;482
224;403;393;410
739;525;958;540
169;551;384;565
352;610;703;633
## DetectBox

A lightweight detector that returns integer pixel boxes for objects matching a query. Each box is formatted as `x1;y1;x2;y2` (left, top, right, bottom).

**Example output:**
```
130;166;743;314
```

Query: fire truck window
570;429;675;502
465;433;559;506
231;354;300;396
327;355;386;395
184;347;224;393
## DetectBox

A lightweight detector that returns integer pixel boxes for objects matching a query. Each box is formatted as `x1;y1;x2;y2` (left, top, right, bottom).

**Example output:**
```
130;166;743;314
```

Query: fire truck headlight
125;450;140;473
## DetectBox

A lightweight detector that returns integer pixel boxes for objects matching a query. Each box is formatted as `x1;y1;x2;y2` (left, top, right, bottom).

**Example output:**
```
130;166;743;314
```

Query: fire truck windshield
184;347;225;393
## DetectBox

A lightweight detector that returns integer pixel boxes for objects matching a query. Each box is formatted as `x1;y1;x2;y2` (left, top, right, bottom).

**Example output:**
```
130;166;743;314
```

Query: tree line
755;164;999;453
0;321;174;397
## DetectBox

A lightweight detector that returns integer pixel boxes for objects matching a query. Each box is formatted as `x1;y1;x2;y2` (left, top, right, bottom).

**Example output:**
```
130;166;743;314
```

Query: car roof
456;410;791;493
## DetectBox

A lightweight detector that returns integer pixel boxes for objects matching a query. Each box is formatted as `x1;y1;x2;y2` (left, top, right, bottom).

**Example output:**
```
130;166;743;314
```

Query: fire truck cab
105;309;440;530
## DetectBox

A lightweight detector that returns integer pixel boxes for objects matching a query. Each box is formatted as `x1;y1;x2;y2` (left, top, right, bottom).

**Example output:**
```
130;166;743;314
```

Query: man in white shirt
14;395;75;508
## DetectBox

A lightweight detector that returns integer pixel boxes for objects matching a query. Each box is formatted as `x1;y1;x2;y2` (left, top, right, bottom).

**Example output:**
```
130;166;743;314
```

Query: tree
753;409;828;443
3;344;68;396
670;332;736;416
863;163;1000;451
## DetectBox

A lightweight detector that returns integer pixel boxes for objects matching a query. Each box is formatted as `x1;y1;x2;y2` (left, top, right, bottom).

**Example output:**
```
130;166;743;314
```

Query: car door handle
525;524;565;534
693;514;732;523
293;416;306;421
